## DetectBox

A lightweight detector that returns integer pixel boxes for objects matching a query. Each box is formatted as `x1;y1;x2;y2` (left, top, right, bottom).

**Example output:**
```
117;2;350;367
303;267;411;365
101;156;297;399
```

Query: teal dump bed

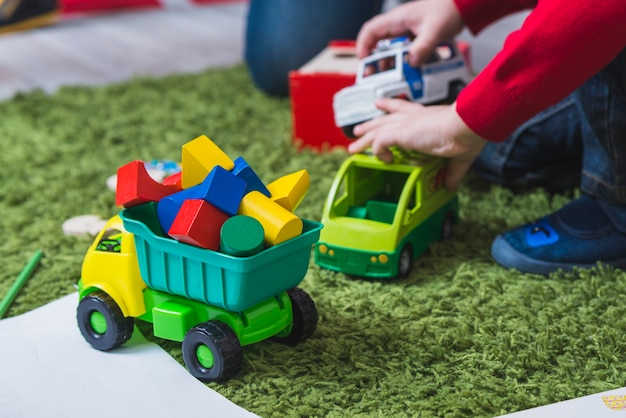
120;203;322;312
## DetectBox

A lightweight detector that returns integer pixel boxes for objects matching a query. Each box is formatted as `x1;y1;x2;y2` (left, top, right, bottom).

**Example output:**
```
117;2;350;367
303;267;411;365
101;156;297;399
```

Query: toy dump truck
77;202;322;383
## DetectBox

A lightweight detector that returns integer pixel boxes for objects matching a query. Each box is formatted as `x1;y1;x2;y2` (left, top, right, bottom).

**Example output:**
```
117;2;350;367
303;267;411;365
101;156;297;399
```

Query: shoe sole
0;10;59;35
491;235;626;276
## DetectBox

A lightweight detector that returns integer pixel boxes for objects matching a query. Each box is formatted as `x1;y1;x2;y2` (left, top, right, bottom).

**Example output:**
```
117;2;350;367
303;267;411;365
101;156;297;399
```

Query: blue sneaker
491;195;626;275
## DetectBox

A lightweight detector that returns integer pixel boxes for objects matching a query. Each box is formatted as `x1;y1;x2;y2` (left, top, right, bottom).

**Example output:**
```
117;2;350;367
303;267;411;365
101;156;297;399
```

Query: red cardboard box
289;41;357;152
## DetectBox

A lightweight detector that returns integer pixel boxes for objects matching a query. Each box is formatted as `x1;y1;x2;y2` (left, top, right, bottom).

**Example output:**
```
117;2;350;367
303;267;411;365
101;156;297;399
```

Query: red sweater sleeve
454;0;535;34
453;0;626;142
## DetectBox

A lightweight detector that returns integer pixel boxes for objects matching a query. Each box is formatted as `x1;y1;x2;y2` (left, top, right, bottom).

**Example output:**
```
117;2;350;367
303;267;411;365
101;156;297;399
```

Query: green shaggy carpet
1;65;625;418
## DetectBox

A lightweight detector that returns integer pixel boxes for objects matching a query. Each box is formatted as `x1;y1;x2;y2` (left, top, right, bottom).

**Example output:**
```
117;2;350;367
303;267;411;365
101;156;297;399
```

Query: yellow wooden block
266;169;310;212
181;135;234;188
238;191;303;246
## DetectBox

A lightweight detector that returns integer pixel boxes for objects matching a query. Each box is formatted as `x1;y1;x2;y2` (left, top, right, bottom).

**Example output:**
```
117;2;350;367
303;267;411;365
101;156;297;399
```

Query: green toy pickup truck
315;153;458;279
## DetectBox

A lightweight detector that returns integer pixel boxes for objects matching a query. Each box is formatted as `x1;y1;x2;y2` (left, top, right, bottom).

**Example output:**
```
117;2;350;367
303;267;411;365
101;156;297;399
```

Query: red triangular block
168;199;229;250
116;160;181;208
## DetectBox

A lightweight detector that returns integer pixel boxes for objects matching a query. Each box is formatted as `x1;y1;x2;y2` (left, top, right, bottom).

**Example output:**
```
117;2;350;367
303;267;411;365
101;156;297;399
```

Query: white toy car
333;37;472;138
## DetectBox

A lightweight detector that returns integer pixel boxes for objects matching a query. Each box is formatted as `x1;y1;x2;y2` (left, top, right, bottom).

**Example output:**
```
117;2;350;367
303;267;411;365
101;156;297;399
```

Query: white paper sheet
0;293;258;418
498;388;626;417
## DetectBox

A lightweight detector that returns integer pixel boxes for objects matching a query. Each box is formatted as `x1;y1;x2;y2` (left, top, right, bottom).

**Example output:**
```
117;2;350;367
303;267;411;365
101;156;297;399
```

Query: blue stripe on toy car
423;60;465;75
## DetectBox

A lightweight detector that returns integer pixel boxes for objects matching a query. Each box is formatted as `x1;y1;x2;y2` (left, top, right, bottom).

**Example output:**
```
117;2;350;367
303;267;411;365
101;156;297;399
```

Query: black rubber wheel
447;80;466;102
441;211;455;240
76;291;134;351
397;244;413;279
341;124;358;139
273;288;318;346
182;320;243;383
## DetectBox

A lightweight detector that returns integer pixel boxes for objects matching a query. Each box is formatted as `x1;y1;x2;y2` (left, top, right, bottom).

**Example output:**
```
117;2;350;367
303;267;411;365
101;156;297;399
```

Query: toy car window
435;44;454;61
424;44;455;64
362;55;397;78
425;52;439;64
96;228;122;253
407;185;418;212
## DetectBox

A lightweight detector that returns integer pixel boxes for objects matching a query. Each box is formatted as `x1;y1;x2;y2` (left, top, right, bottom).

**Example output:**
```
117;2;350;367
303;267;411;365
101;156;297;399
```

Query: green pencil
0;250;43;319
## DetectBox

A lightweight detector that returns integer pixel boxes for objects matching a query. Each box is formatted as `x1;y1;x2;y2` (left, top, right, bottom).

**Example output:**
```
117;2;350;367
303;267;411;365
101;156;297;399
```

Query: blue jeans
473;48;626;214
245;0;384;97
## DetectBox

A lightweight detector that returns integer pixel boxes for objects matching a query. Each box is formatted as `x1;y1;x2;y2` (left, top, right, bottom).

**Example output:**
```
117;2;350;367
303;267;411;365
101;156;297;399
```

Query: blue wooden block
156;187;195;233
156;166;246;231
232;156;270;197
191;165;247;216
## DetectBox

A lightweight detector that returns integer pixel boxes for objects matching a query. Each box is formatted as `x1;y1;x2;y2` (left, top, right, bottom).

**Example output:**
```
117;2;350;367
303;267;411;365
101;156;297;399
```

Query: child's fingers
347;133;373;154
356;16;401;58
444;159;472;190
375;98;424;113
408;34;439;67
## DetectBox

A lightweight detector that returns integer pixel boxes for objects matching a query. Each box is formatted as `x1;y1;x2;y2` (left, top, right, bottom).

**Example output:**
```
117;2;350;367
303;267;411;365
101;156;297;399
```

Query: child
244;0;385;97
348;0;626;275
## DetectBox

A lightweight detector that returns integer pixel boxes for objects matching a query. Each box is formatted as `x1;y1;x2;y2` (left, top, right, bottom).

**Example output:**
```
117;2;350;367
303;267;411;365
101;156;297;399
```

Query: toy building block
194;166;247;216
266;169;310;212
156;187;194;233
156;165;247;233
181;135;235;188
157;166;246;231
238;191;303;246
116;160;182;208
220;215;265;257
232;157;270;197
168;199;229;251
162;171;182;188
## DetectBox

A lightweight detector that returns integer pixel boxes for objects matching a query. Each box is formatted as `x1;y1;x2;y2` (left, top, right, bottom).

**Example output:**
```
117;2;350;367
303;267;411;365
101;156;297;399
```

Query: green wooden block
220;215;265;257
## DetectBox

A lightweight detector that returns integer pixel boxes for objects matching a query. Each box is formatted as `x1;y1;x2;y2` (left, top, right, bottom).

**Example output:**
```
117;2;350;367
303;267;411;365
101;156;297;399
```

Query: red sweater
454;0;626;142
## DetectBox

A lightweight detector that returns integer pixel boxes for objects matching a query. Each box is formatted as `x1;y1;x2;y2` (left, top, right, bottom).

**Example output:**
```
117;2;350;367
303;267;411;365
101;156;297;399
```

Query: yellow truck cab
79;215;147;317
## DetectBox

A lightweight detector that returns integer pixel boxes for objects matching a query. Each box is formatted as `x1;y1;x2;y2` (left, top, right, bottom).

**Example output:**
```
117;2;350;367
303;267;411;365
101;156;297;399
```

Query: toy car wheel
441;211;455;240
447;80;466;103
76;291;134;351
273;288;318;346
182;320;243;383
397;244;413;279
341;124;358;139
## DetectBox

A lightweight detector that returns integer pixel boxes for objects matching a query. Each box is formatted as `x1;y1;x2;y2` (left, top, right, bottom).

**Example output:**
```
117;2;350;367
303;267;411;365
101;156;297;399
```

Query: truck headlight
318;244;335;256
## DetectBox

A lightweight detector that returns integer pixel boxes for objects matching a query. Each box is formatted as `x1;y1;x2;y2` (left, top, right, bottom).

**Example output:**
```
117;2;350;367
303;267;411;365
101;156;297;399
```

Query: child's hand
347;99;486;190
356;0;465;67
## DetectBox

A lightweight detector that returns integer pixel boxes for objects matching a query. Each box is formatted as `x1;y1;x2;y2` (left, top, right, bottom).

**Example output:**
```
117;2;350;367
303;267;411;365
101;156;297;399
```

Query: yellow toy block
238;191;303;246
267;169;310;212
181;135;234;188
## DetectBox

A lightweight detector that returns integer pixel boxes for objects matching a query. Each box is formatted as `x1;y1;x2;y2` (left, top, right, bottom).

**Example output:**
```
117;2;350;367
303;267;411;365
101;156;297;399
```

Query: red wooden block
168;199;229;250
116;160;182;208
162;171;182;188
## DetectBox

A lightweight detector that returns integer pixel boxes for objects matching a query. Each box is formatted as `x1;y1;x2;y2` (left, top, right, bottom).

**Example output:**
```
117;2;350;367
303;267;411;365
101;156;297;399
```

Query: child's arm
456;0;626;141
